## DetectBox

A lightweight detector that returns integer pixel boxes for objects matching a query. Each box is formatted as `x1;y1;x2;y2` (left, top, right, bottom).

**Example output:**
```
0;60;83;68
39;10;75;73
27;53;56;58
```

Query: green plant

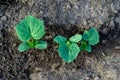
80;27;99;52
54;27;99;63
54;34;82;63
15;15;47;52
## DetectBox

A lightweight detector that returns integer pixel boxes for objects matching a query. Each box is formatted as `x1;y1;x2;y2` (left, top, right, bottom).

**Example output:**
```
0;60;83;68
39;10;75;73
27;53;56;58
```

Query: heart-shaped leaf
15;18;31;41
69;34;82;43
88;27;99;45
18;42;30;52
35;40;47;49
57;43;80;63
83;27;99;45
26;16;45;40
54;35;67;44
15;15;45;41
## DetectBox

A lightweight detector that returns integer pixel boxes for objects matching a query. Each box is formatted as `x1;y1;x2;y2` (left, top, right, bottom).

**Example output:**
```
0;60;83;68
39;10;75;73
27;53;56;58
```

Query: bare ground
0;25;120;80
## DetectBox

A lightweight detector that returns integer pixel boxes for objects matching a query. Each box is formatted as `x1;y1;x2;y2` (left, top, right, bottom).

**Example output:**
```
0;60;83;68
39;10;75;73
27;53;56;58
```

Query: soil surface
0;22;120;80
0;1;120;80
30;33;120;80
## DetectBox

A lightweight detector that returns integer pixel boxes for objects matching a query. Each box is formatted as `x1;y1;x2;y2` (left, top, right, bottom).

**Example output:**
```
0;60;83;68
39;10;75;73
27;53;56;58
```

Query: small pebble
102;52;106;56
13;43;17;48
114;46;120;50
2;56;5;61
85;77;92;80
94;76;100;80
109;20;115;28
102;40;107;44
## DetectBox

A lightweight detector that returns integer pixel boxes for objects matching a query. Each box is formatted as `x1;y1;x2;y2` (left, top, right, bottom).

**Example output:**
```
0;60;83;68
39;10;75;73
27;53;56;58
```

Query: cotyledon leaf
69;34;82;43
35;40;47;49
18;42;30;52
54;35;67;44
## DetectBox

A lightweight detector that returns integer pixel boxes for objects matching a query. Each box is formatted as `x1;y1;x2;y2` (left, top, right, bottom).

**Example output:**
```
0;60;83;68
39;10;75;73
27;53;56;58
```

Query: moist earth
0;0;120;80
30;36;120;80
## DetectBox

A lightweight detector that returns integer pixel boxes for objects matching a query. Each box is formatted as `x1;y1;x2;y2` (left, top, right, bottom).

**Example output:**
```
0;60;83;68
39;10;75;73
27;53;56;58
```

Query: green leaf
15;15;45;41
26;16;45;40
80;42;91;52
68;43;80;62
54;35;67;44
57;43;69;62
15;18;31;41
28;41;36;48
80;42;87;50
88;27;99;45
85;44;92;52
35;40;47;49
69;34;82;43
57;43;80;63
83;27;99;45
83;30;89;41
18;42;30;52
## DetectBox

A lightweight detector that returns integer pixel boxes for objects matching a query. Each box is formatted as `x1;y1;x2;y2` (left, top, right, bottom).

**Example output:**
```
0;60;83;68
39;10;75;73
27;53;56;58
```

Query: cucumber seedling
15;15;47;52
54;27;99;63
54;34;82;63
80;27;99;52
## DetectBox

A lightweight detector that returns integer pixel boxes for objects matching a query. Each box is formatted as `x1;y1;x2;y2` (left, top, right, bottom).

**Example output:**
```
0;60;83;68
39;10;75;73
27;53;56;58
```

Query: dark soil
0;23;120;79
0;1;120;80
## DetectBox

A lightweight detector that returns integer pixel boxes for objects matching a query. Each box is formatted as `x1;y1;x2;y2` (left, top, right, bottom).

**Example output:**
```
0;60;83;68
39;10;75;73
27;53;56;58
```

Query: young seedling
15;15;47;52
80;27;99;52
54;34;82;63
54;27;99;63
